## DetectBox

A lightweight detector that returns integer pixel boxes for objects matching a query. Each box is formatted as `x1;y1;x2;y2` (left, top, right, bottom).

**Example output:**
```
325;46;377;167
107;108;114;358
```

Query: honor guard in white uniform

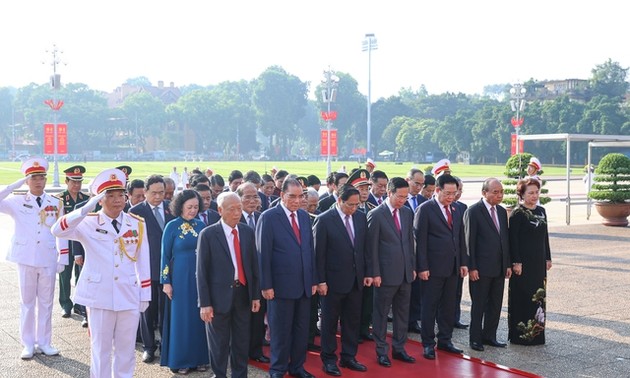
0;157;68;359
52;168;151;378
431;159;452;178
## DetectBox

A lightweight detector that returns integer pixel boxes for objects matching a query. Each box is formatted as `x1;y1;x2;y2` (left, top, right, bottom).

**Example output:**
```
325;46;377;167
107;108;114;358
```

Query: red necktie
393;208;401;234
445;205;453;229
290;212;301;244
232;228;246;286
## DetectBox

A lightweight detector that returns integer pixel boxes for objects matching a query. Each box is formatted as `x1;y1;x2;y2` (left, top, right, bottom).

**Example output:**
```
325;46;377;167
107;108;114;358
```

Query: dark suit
257;204;317;376
404;193;425;212
464;200;510;344
317;194;336;213
239;211;266;360
197;222;260;378
259;193;279;211
314;207;367;364
415;198;468;348
453;200;468;325
198;208;221;226
129;200;174;354
366;192;381;208
366;202;416;357
407;194;427;328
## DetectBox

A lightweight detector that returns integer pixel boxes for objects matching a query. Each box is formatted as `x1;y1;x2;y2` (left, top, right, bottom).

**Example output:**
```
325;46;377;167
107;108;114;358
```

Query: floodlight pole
362;33;377;159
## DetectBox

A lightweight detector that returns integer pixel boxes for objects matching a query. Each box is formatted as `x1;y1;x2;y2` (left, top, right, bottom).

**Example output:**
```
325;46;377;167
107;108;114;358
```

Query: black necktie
36;196;42;207
112;219;120;233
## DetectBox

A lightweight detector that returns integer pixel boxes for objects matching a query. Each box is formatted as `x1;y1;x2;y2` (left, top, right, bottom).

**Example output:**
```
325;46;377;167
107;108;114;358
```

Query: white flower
535;307;545;323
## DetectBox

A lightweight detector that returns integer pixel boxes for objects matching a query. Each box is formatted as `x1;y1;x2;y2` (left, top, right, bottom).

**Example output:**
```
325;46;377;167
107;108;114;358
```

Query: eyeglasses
441;191;457;197
241;195;259;201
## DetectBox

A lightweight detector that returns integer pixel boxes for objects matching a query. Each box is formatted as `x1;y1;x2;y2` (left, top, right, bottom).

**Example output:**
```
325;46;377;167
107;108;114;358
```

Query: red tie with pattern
393;208;401;235
290;212;301;244
445;205;453;229
232;228;246;286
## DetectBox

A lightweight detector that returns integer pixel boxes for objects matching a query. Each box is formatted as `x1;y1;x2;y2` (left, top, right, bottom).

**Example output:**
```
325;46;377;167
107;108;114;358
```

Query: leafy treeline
0;60;628;163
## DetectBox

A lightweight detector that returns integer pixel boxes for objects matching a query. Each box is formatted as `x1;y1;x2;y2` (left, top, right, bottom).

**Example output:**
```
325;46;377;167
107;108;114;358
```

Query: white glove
81;191;106;216
140;301;150;313
56;264;66;273
7;176;28;191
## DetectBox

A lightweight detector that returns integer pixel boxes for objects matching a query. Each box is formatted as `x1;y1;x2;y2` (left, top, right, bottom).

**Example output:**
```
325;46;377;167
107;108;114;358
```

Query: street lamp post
362;33;377;159
45;44;64;187
321;67;339;177
510;83;526;156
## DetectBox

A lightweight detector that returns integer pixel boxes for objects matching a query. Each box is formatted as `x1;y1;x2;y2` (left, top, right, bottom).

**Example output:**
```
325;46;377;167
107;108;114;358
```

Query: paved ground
0;178;628;377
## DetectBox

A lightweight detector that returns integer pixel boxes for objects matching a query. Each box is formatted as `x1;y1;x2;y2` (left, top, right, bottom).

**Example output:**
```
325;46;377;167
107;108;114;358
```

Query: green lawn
0;159;585;185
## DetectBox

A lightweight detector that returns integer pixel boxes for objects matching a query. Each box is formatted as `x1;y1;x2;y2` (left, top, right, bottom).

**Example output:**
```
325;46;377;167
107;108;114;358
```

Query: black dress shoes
408;322;422;334
483;339;507;348
454;322;469;329
359;333;374;342
81;317;89;328
289;370;315;378
307;343;322;352
251;355;271;363
61;309;71;318
142;351;155;363
437;343;463;354
377;355;391;367
423;346;436;360
470;341;485;351
322;363;341;376
392;351;416;363
340;358;367;372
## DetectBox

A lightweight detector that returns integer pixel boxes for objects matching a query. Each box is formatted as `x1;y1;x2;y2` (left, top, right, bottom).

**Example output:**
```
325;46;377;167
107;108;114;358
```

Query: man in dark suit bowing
415;174;469;360
315;184;372;376
367;177;417;367
317;172;348;213
236;182;269;364
197;192;261;378
404;168;427;335
194;184;221;226
257;178;318;378
129;174;175;363
464;178;511;352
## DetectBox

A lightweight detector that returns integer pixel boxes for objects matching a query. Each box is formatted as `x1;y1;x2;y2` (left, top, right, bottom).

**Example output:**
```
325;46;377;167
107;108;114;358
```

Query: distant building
107;80;182;108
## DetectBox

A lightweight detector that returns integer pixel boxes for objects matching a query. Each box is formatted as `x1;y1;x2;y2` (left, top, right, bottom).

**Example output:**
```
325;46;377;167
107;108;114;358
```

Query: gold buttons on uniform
114;277;118;281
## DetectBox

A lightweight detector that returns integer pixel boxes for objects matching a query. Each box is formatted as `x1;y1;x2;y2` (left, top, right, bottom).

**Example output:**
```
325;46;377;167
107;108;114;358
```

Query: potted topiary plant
588;153;630;226
502;152;551;209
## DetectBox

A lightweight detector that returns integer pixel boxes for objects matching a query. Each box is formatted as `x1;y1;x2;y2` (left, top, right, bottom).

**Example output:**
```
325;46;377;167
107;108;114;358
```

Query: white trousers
87;307;140;378
17;264;56;348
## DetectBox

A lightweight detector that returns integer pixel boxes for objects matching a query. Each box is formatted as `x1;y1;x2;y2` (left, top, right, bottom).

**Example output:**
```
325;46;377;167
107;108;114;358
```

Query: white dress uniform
51;168;151;378
0;157;68;358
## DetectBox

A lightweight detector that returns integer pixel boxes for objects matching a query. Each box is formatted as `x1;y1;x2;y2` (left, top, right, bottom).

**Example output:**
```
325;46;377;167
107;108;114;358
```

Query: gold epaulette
87;212;98;216
128;212;145;222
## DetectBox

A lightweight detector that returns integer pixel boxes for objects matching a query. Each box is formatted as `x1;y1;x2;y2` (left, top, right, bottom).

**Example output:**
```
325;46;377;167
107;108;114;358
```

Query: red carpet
250;336;541;377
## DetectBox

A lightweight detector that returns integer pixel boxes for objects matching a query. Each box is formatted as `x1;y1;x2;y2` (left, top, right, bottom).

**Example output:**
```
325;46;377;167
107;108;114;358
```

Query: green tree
589;59;629;100
252;66;308;158
121;92;166;152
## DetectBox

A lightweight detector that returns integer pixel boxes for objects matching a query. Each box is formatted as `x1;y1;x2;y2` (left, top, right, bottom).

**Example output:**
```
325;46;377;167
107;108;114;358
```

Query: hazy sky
2;1;627;100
